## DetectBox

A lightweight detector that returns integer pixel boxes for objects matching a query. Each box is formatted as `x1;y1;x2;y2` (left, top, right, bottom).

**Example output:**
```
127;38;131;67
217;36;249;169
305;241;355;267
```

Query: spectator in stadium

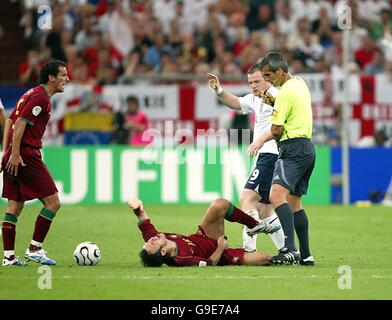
74;14;96;52
364;47;385;75
310;4;334;48
355;33;377;70
292;28;325;70
44;4;67;62
19;50;44;86
110;110;128;145
2;60;69;267
207;64;285;254
276;0;298;35
125;95;152;146
370;8;392;41
246;3;274;32
248;52;315;266
128;197;271;267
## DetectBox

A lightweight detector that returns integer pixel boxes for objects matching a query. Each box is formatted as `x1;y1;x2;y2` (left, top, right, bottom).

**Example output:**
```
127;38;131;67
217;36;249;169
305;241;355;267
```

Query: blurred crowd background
1;0;392;86
0;0;392;149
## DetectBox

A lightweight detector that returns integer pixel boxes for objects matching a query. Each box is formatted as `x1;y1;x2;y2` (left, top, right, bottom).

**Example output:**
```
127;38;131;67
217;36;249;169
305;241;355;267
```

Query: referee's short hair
259;52;289;73
39;60;66;84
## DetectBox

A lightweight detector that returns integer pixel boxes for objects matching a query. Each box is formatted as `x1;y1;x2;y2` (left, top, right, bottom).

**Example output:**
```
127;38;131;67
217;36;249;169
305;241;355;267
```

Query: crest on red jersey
32;106;42;116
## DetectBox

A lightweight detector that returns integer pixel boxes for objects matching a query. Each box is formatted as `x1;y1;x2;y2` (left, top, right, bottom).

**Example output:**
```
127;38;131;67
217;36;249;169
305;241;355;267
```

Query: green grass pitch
0;203;391;300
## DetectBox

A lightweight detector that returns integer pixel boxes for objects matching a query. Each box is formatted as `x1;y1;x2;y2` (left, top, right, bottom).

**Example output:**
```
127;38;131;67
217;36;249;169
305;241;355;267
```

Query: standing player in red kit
1;60;69;266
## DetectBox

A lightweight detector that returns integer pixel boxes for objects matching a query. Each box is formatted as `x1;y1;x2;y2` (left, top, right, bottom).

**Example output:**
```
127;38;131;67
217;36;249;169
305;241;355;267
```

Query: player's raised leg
24;193;60;265
200;198;259;240
2;200;28;266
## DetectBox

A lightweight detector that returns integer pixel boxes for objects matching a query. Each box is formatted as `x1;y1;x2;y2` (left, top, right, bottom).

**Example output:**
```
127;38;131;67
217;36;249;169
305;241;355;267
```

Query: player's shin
29;208;56;251
2;213;18;260
275;203;297;251
270;227;285;250
294;209;311;259
242;209;259;252
225;203;258;229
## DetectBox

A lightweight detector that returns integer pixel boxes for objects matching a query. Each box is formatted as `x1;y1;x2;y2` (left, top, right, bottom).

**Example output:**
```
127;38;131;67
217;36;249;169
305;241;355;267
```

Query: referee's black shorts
272;138;316;196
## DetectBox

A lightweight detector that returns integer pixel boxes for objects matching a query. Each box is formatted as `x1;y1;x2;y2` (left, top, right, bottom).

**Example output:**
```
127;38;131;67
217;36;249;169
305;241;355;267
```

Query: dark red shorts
193;226;245;266
2;147;57;201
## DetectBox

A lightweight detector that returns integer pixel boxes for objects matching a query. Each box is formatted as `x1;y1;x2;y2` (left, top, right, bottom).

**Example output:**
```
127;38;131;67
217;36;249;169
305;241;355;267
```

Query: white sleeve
238;94;255;114
0;98;4;109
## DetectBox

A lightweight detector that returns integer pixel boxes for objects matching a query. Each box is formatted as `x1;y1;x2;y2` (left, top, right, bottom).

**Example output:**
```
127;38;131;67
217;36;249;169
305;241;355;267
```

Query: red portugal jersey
9;85;52;149
138;219;219;266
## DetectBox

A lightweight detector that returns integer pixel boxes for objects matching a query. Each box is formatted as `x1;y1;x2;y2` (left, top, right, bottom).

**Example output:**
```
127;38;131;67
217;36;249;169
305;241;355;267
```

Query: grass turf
0;204;391;300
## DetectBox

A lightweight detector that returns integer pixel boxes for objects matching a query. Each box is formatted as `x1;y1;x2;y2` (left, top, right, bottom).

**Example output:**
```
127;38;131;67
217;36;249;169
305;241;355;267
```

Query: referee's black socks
275;203;297;252
294;209;311;259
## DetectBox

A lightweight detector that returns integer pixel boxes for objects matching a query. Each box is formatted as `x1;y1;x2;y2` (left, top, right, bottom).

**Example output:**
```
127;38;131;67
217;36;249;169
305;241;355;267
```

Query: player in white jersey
207;64;285;253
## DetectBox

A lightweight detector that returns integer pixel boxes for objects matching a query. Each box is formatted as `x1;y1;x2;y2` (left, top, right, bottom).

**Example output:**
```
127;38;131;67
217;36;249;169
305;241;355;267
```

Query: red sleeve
18;94;49;125
137;219;159;242
173;256;212;267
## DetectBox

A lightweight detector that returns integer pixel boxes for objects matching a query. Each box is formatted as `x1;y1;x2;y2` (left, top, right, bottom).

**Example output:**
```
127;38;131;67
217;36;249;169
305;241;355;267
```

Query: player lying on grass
128;198;272;267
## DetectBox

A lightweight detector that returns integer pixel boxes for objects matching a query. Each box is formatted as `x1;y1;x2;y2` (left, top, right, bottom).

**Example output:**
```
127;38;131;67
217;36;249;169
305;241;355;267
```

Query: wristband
215;86;223;95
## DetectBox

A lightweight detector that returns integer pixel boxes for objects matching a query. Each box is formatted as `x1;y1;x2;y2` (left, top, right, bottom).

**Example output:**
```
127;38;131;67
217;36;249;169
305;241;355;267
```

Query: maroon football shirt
9;85;51;149
138;219;217;266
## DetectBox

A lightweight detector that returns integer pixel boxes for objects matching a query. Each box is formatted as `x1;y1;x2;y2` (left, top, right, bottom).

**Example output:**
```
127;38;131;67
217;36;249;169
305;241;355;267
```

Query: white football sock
267;214;285;250
243;209;260;252
30;240;43;249
4;250;15;258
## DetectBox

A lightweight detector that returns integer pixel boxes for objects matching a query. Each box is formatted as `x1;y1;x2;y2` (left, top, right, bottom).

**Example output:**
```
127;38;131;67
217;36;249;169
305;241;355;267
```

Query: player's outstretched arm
206;73;241;110
247;129;274;157
128;198;149;221
247;124;283;157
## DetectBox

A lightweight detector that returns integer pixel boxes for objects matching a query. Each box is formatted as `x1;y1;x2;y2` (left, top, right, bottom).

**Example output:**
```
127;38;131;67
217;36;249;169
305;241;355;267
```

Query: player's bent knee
7;203;24;216
46;200;61;213
212;198;230;212
269;192;285;207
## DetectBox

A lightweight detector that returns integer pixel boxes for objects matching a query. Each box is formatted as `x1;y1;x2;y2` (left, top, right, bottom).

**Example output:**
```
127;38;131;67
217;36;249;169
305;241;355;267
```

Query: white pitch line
2;274;392;281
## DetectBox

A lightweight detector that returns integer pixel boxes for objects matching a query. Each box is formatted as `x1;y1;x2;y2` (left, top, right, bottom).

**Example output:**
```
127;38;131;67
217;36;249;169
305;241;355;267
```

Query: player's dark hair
259;51;289;73
139;248;175;267
247;63;261;74
39;60;66;84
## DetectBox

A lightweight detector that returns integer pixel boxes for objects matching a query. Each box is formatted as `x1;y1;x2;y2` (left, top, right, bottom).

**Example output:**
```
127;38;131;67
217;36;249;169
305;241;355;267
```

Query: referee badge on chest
32;106;42;116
